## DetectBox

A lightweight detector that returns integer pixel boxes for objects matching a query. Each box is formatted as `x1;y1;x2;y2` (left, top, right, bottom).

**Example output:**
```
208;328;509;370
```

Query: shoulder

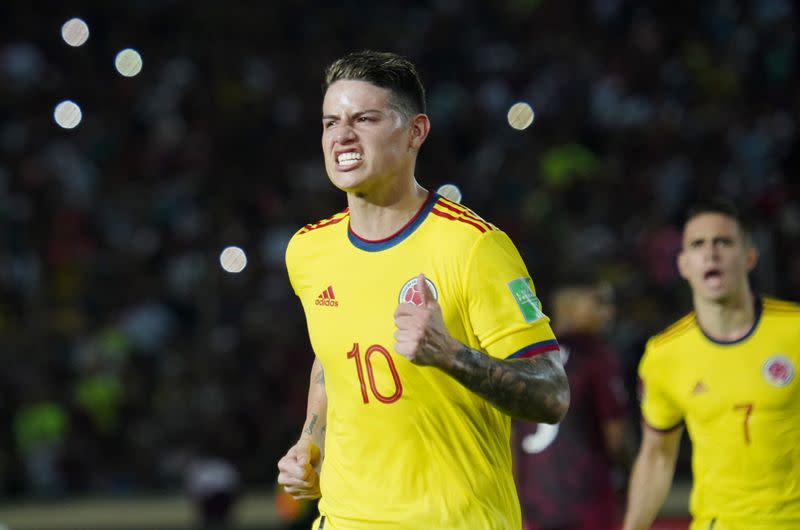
293;209;350;238
286;209;350;261
423;197;519;265
761;296;800;317
429;197;527;260
648;312;696;350
759;296;800;340
640;312;696;372
428;196;498;237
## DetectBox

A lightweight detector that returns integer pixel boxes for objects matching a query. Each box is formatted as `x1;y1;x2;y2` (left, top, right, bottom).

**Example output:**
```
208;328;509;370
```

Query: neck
347;179;429;241
693;288;756;342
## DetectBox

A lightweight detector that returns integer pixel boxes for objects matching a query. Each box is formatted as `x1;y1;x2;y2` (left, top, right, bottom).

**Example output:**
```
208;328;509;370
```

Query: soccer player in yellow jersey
622;199;800;530
276;50;570;530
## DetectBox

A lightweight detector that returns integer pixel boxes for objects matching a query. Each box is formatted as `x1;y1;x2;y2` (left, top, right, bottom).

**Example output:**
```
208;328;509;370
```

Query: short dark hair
552;271;614;299
684;197;752;242
323;50;426;120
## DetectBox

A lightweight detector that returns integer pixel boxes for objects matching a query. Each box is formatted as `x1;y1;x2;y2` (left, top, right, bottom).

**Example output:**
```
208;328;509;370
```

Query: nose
335;124;356;144
703;244;720;264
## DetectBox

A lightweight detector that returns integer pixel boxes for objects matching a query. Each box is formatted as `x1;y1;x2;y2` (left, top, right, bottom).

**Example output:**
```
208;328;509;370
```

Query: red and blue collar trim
347;192;438;252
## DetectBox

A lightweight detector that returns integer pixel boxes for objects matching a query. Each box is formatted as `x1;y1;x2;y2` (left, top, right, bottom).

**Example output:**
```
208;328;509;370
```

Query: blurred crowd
0;0;798;500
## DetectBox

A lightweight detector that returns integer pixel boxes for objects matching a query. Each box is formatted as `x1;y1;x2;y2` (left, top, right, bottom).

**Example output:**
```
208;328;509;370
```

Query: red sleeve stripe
430;207;487;233
641;417;684;433
435;199;494;231
298;211;349;234
505;339;560;360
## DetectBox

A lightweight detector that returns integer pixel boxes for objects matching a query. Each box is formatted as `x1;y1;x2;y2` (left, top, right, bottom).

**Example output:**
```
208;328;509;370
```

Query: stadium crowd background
0;0;798;516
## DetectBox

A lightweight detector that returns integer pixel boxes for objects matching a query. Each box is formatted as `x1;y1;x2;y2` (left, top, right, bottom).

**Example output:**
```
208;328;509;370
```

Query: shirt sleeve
464;230;558;360
638;338;683;430
284;233;300;297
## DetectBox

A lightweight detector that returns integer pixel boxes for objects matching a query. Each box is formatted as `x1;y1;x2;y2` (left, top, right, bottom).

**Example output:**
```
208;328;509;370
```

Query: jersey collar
698;294;762;345
347;192;438;252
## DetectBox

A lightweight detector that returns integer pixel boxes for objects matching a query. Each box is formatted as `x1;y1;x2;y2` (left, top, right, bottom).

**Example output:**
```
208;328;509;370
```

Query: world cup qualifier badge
398;277;438;306
762;355;794;387
507;277;544;323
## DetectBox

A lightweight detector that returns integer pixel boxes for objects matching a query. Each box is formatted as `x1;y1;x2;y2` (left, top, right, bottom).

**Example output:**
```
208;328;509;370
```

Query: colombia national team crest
762;355;794;387
398;277;438;306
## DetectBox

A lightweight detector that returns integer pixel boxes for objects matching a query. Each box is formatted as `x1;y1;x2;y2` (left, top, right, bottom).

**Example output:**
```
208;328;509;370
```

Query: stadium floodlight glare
507;102;535;130
115;48;143;77
220;246;248;273
53;100;83;129
62;18;90;47
436;183;463;204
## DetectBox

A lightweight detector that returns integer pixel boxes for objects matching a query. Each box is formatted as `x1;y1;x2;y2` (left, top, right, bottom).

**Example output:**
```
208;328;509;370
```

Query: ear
745;245;759;273
677;250;689;280
408;114;430;150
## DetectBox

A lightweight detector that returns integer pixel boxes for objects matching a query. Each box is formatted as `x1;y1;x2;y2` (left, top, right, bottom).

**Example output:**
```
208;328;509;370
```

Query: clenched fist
393;273;461;367
277;437;321;500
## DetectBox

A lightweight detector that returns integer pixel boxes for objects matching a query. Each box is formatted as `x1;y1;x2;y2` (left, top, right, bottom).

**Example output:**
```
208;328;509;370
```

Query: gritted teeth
337;152;362;164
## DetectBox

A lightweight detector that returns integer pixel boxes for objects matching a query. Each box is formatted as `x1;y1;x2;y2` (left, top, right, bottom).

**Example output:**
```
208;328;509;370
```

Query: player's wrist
436;337;467;370
297;433;317;446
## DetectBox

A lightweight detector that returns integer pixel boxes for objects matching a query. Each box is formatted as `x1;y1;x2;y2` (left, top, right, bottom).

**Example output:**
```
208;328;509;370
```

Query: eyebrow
687;235;735;245
321;109;384;120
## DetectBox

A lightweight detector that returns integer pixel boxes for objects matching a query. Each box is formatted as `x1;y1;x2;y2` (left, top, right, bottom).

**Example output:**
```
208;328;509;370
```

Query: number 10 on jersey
347;343;403;404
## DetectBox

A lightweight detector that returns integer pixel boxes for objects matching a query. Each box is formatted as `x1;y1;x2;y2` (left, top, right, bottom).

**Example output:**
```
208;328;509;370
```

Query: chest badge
398;276;438;306
762;355;794;387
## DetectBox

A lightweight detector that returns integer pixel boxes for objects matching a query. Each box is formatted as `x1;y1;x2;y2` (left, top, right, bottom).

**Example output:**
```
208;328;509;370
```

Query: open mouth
703;269;723;286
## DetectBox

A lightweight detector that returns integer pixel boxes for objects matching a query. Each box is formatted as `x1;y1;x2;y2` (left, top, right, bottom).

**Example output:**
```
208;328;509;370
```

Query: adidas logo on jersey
316;286;338;307
691;380;708;395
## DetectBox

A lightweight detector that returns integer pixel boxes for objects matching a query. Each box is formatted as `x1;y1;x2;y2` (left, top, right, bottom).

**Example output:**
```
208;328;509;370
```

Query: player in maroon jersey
513;281;633;530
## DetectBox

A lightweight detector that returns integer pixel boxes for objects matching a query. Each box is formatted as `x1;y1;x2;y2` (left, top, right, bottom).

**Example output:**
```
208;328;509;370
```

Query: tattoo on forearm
304;414;319;436
449;347;568;423
315;368;324;385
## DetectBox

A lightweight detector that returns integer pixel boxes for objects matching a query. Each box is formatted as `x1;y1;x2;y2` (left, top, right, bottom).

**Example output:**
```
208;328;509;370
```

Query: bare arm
277;357;327;500
441;347;569;423
622;425;683;530
394;274;569;424
300;357;327;454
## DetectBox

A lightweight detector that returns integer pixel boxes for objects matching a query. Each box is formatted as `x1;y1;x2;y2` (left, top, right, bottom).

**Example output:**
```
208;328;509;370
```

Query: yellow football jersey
286;193;559;530
639;297;800;529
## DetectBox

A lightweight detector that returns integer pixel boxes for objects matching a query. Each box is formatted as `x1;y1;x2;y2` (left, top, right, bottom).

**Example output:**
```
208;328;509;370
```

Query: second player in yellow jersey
623;199;800;530
640;297;800;529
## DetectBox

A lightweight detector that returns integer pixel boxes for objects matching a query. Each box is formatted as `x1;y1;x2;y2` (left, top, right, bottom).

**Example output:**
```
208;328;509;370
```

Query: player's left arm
448;346;568;423
394;273;569;423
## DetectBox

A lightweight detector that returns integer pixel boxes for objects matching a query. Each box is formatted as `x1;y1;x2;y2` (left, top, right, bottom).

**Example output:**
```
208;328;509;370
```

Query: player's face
677;213;758;303
321;80;417;195
574;286;615;333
